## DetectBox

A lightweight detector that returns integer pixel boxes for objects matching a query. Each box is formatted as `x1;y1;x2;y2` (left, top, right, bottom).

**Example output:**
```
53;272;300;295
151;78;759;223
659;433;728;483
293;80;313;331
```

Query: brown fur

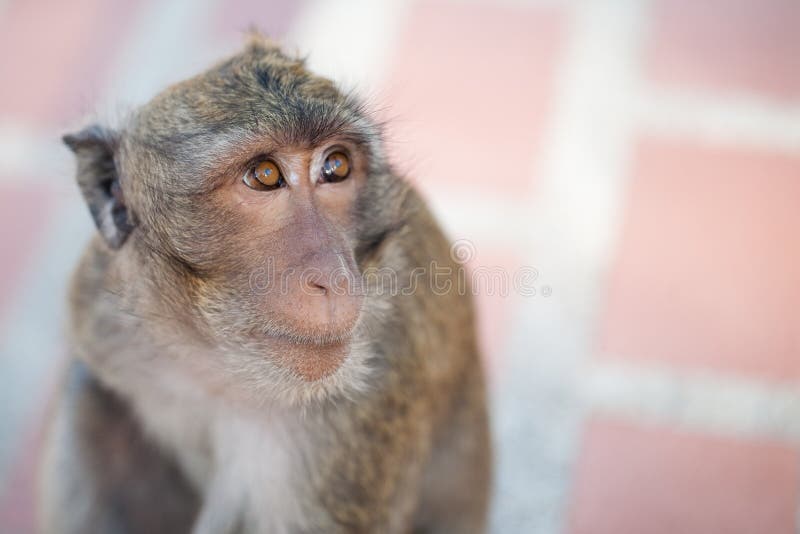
39;37;491;533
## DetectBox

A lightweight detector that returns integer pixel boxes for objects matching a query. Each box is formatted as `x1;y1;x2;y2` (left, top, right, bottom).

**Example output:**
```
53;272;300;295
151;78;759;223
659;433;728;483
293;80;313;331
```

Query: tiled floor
568;417;800;534
1;1;799;533
598;138;800;381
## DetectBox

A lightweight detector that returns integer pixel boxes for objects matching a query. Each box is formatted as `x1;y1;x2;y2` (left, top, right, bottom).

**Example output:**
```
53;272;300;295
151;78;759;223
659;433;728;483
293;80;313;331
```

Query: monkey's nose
303;278;329;296
291;265;364;337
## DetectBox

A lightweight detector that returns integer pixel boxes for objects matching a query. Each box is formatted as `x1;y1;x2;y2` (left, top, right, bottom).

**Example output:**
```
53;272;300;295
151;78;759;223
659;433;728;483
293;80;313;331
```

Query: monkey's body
39;38;491;534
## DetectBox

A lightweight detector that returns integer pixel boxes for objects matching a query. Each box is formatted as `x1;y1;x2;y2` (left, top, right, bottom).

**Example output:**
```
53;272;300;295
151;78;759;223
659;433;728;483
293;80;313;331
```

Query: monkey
38;36;491;534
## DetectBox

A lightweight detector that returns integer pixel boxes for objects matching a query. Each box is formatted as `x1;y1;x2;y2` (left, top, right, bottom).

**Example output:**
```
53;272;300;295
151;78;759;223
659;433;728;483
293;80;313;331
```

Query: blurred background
1;0;799;532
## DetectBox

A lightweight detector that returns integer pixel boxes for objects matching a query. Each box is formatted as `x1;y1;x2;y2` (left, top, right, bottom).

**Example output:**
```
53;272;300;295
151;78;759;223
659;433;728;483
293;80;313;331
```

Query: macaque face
229;140;365;345
117;45;386;391
193;138;367;383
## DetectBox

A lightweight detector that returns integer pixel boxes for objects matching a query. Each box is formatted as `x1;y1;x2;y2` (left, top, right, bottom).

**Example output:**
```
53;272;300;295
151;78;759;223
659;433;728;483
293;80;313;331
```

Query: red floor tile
0;0;144;127
0;433;42;534
380;1;563;196
597;138;800;381
645;0;800;100
568;416;800;534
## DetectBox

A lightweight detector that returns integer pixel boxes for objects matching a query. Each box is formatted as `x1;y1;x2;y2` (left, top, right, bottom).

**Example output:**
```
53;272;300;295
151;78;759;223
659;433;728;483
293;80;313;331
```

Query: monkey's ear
63;125;134;249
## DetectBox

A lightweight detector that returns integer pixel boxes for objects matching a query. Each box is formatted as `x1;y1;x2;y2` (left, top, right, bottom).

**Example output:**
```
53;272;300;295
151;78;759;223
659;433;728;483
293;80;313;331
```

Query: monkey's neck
125;358;318;532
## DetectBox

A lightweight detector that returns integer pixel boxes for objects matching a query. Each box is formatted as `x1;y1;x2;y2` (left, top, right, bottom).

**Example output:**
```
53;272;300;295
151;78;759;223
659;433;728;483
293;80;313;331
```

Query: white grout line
0;123;68;181
581;358;800;444
91;0;224;129
583;356;800;533
489;1;651;532
635;86;800;152
445;0;576;7
285;0;414;94
423;188;532;245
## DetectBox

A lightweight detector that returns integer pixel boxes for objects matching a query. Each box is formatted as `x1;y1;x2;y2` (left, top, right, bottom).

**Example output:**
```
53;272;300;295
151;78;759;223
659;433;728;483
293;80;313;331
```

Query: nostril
313;282;328;296
300;269;330;296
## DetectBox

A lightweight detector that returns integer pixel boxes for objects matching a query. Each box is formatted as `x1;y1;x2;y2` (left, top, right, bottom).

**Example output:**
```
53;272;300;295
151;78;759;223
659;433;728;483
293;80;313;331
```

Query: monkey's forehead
129;96;373;159
126;46;374;154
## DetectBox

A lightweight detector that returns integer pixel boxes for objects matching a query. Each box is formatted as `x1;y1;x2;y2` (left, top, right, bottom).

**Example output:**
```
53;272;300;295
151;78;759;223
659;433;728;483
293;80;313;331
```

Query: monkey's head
65;38;405;405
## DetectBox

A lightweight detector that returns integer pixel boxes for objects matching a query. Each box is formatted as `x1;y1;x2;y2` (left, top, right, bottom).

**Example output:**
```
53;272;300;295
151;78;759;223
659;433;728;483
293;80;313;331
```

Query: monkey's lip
266;332;352;382
256;316;359;347
270;330;353;347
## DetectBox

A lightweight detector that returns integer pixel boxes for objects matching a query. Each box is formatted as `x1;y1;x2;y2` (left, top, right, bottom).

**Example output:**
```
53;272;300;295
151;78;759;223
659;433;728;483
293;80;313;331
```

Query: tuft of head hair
243;30;282;55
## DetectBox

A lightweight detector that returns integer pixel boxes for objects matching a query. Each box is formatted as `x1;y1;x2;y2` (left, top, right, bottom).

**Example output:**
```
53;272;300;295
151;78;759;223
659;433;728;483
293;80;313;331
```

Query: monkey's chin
269;335;352;383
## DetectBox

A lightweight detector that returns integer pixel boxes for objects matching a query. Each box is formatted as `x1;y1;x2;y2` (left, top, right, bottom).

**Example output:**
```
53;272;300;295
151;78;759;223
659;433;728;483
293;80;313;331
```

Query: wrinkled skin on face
69;38;408;404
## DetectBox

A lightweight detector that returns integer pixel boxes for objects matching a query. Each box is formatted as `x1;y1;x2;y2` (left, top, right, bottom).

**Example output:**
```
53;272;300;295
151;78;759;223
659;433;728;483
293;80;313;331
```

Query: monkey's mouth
270;328;355;347
266;332;353;382
253;315;358;346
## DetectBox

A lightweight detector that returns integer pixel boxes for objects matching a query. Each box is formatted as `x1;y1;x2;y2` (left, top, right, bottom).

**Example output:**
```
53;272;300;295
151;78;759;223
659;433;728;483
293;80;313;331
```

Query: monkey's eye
243;160;284;191
321;152;351;183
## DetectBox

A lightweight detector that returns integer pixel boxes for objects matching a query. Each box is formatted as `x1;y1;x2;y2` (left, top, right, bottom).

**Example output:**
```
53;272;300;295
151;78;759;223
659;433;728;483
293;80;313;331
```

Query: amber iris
244;160;283;190
322;152;350;183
